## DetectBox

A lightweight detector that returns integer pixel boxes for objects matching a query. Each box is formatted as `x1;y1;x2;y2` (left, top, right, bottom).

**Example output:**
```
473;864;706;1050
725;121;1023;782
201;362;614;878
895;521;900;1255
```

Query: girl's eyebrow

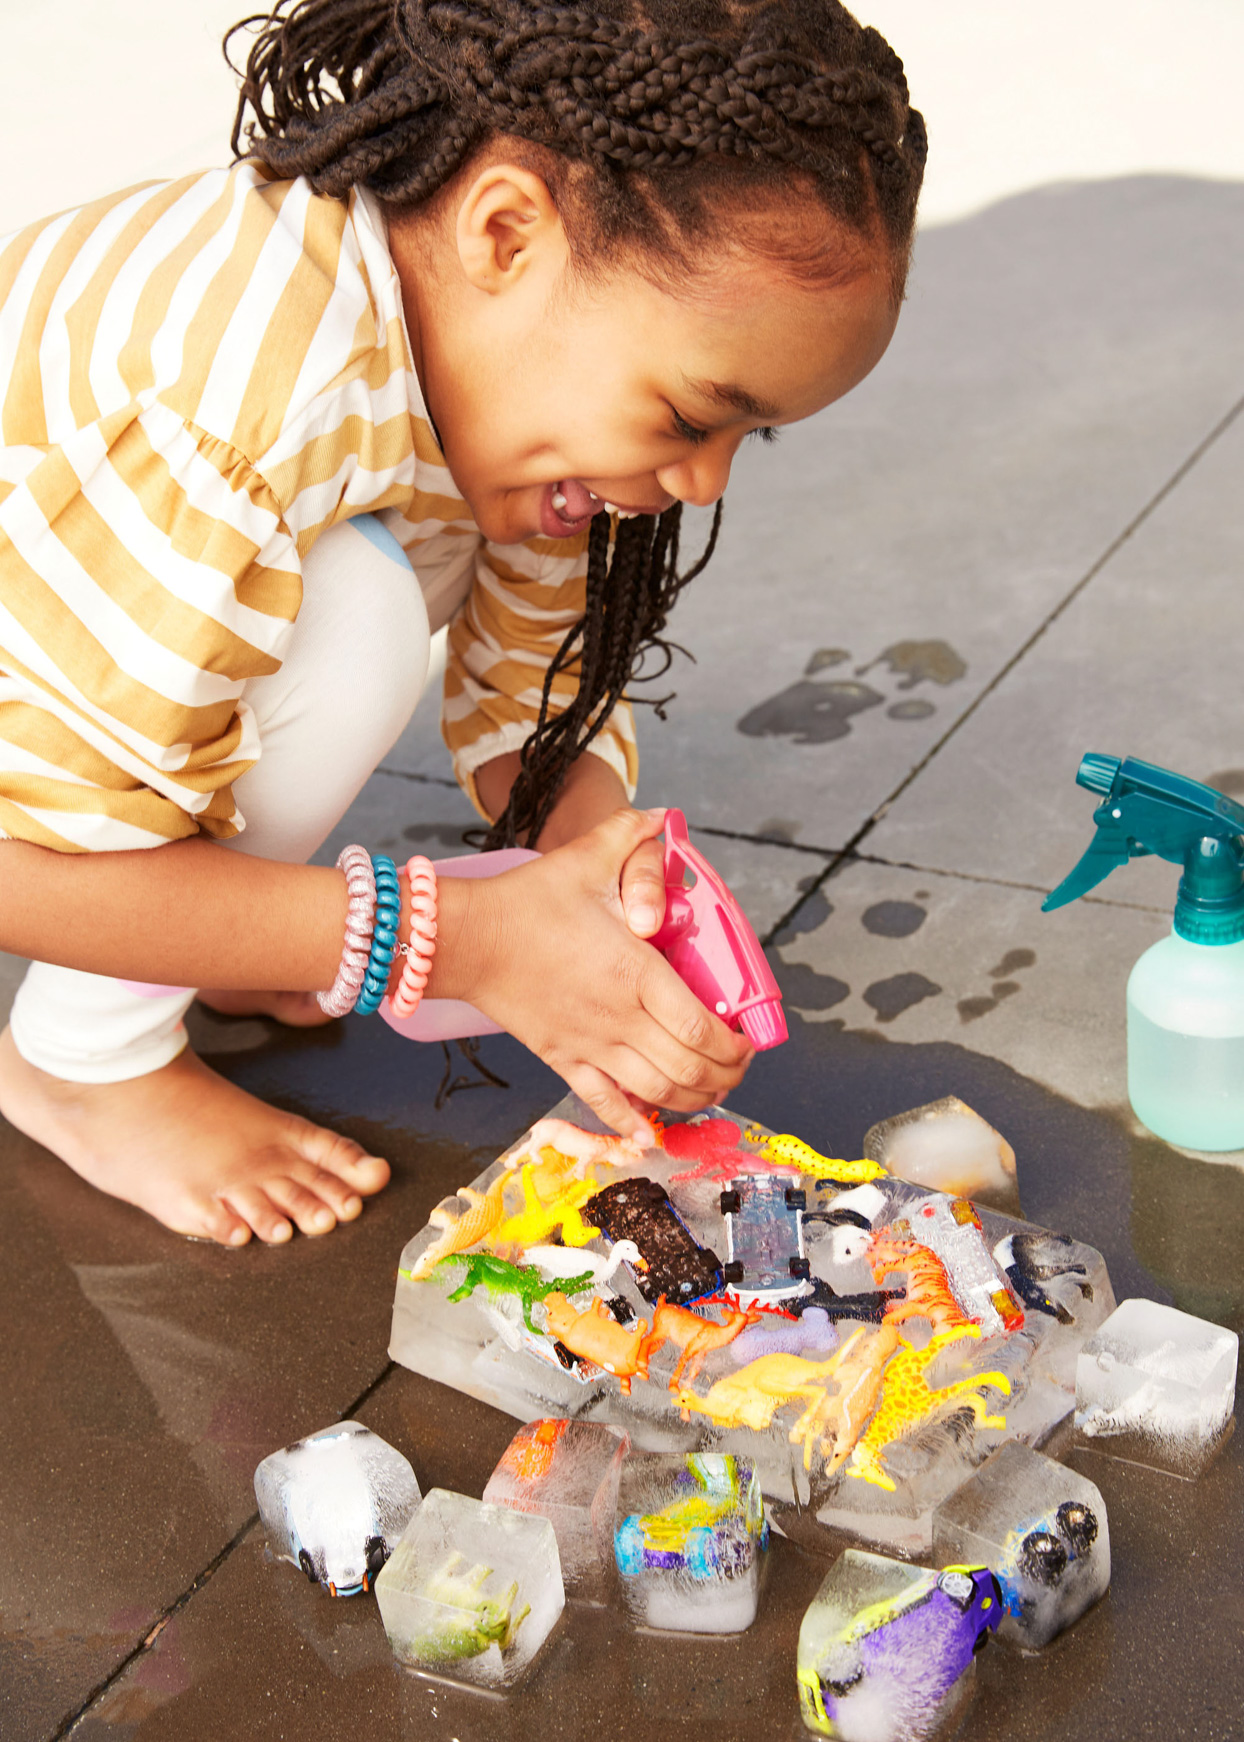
680;373;780;421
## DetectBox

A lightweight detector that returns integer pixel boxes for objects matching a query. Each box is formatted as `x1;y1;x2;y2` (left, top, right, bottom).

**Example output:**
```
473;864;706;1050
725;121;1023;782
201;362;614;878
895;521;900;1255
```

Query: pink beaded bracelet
391;855;438;1019
317;844;377;1017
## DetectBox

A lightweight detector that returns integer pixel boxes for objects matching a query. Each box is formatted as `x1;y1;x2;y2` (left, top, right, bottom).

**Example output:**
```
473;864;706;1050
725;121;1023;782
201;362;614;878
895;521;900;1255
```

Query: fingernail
629;904;660;932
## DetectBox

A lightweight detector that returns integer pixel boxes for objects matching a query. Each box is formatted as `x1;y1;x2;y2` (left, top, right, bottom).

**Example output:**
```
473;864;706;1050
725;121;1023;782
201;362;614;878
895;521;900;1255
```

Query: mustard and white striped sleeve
0;167;418;851
441;532;640;820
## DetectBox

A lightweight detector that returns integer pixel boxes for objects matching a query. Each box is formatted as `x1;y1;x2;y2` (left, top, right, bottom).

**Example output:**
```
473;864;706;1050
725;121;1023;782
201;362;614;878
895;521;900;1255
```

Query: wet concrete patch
862;900;928;938
863;970;943;1023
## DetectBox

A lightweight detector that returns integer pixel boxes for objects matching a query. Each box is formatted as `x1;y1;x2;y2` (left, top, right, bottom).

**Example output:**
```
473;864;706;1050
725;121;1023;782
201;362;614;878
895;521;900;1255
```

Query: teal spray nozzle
1043;753;1244;944
1045;753;1244;1151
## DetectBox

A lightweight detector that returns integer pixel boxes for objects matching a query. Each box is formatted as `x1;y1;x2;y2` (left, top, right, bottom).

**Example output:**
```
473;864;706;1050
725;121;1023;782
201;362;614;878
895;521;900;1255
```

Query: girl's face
394;167;900;546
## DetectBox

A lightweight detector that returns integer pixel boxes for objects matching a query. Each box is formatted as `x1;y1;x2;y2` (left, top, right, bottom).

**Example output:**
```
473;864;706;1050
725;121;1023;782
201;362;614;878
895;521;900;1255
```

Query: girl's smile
390;160;899;546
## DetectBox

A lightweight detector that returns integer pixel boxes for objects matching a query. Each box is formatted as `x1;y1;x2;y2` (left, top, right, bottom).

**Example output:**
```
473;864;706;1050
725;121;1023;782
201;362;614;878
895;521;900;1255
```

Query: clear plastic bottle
1128;932;1244;1150
1044;754;1244;1153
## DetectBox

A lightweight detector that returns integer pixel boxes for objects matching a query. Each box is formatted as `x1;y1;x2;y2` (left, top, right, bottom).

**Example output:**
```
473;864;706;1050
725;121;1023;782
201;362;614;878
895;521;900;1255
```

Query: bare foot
196;988;332;1028
0;1027;390;1245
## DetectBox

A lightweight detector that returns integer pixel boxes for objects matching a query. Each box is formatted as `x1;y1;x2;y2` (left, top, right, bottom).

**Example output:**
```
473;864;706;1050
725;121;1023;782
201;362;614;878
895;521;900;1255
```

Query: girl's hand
448;807;752;1141
619;826;668;939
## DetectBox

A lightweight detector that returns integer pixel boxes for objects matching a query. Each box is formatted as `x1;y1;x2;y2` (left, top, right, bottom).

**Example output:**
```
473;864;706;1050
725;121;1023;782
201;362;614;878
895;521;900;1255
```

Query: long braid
482;500;721;847
227;0;923;843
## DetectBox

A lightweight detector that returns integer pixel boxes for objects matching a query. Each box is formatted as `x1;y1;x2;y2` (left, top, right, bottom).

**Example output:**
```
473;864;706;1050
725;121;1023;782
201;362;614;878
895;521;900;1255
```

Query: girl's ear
455;163;569;294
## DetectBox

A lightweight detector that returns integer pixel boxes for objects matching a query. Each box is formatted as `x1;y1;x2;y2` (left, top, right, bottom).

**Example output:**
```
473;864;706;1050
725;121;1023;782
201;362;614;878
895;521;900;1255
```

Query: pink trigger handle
650;808;787;1051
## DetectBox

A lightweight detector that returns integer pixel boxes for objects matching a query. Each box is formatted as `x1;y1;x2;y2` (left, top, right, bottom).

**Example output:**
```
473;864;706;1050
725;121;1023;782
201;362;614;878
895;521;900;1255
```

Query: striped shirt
0;164;637;852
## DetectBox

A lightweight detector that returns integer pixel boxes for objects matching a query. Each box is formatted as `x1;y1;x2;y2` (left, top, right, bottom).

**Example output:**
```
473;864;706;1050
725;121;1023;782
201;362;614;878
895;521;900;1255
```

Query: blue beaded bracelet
354;854;401;1015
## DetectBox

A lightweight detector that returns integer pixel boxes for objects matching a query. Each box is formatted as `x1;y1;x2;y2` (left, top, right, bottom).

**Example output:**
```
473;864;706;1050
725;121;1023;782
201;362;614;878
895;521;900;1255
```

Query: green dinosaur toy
412;1552;531;1662
432;1252;595;1330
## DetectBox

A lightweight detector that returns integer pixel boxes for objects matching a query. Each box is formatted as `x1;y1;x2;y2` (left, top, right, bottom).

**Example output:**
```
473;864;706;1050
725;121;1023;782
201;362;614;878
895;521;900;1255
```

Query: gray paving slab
771;856;1173;1124
866;389;1244;903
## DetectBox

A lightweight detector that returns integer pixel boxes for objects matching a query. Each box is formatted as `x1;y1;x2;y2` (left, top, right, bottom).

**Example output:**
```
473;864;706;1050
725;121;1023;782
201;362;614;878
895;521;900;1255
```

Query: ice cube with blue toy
613;1451;769;1633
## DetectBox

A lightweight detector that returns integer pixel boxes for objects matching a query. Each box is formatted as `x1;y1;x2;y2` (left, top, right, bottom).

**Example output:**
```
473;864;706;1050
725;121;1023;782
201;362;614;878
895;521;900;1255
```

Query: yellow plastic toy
745;1128;887;1183
490;1162;602;1251
846;1326;1011;1491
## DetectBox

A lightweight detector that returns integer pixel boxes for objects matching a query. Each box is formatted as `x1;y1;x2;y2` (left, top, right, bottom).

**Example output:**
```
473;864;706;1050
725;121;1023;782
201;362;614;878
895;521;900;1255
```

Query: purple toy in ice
798;1552;1002;1740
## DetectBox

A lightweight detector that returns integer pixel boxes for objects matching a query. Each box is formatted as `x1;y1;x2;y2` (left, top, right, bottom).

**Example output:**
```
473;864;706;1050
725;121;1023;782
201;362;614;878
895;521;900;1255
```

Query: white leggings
9;518;432;1083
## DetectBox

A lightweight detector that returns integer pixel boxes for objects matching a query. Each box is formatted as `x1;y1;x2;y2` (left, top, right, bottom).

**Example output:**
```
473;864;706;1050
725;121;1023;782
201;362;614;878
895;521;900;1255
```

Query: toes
264;1176;339;1237
288;1120;390;1196
223;1185;294;1244
182;1205;252;1247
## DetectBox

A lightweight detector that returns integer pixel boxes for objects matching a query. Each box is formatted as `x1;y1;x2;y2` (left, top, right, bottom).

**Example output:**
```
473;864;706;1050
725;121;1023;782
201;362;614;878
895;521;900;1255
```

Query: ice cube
613;1451;768;1633
483;1419;628;1604
254;1420;421;1597
374;1488;564;1687
1074;1297;1238;1477
797;1549;1001;1741
932;1441;1109;1648
864;1098;1021;1216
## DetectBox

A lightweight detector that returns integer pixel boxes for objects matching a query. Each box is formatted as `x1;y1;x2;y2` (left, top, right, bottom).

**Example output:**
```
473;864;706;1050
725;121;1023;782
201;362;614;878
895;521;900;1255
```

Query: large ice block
374;1488;564;1687
482;1418;628;1604
932;1440;1109;1648
796;1550;1001;1741
613;1451;768;1633
389;1093;1114;1560
254;1420;421;1596
1074;1297;1238;1477
864;1097;1021;1216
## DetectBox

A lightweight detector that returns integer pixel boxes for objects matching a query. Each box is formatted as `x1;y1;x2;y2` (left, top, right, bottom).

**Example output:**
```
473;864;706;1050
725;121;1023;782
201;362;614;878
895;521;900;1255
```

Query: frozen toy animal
490;1163;603;1252
433;1253;594;1330
408;1551;530;1663
867;1230;975;1338
676;1351;843;1431
504;1117;655;1176
788;1324;902;1474
645;1296;763;1389
540;1293;656;1393
523;1239;645;1288
847;1327;1011;1492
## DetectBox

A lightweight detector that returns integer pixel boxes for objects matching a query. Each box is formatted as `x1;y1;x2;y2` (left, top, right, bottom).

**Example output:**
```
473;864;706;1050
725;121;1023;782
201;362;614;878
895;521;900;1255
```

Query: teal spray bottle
1044;753;1244;1151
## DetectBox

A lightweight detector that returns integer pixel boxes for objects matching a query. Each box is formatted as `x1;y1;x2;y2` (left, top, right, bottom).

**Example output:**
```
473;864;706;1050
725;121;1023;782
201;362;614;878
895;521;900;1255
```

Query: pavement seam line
53;1360;397;1740
760;387;1244;947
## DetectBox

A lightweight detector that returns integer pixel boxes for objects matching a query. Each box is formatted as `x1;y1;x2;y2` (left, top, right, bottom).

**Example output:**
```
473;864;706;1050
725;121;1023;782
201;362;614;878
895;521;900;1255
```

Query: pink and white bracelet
391;855;438;1019
317;844;377;1017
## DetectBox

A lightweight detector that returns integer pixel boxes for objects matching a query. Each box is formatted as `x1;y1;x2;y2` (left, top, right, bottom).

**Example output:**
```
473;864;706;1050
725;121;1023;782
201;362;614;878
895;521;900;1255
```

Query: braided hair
228;0;925;844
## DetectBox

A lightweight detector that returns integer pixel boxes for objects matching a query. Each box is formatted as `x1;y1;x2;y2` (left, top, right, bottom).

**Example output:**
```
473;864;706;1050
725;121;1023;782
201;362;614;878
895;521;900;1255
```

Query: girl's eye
750;426;780;445
672;410;708;446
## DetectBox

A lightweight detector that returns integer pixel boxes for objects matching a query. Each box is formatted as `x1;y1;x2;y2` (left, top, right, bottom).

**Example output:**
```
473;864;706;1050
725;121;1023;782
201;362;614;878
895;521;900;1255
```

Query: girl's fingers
620;835;668;937
598;1042;727;1115
561;1062;657;1144
633;952;753;1071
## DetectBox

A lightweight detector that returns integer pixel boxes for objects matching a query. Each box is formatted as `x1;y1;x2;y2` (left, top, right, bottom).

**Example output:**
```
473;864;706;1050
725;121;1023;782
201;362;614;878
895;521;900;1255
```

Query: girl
0;0;924;1247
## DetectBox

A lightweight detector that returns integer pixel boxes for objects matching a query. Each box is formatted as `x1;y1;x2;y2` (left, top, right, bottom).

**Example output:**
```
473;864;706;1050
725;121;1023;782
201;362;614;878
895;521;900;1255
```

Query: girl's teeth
616;509;638;520
551;492;567;511
603;501;619;514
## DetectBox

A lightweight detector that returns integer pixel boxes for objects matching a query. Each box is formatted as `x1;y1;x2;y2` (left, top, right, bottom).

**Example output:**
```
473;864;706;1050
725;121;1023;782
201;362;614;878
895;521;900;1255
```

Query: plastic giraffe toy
845;1326;1011;1491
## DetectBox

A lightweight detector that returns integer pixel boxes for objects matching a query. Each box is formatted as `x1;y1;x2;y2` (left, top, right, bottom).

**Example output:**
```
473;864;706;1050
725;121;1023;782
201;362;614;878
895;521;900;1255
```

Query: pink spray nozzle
739;999;789;1052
